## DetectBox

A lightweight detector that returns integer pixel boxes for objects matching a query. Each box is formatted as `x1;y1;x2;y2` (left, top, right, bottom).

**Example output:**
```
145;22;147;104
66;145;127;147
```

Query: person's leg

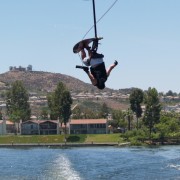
106;60;118;77
82;67;97;86
87;72;97;86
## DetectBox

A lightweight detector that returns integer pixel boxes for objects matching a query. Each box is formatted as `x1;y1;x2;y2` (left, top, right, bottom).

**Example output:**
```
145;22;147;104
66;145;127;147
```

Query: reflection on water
0;146;179;180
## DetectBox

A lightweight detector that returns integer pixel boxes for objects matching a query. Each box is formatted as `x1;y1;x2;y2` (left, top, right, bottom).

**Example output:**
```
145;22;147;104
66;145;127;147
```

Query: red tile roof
0;120;15;125
22;120;59;124
70;119;107;124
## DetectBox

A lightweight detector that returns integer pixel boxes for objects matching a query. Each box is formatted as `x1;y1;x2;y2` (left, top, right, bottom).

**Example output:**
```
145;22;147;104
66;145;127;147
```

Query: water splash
46;154;82;180
169;164;180;171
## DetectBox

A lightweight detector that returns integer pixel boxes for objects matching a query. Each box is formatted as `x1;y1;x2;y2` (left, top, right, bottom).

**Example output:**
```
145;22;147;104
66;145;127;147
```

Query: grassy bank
0;134;124;144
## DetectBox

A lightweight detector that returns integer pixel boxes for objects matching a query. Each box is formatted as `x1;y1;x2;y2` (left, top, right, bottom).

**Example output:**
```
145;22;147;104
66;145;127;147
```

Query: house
21;120;39;135
20;119;108;135
21;120;60;135
69;119;108;134
6;120;16;134
39;120;60;135
0;120;16;134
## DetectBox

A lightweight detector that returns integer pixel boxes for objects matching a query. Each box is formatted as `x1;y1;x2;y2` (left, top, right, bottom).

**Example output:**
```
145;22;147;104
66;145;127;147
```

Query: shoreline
0;142;131;148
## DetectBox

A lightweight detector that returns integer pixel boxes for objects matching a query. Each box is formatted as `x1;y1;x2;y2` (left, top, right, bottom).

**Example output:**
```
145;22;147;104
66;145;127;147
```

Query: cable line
82;0;119;39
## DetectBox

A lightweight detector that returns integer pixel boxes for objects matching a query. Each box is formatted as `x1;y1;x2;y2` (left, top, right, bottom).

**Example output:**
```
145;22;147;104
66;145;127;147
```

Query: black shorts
90;62;107;82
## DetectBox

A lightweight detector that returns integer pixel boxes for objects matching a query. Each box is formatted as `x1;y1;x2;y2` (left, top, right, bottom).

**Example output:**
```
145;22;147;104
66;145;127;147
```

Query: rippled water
0;146;179;180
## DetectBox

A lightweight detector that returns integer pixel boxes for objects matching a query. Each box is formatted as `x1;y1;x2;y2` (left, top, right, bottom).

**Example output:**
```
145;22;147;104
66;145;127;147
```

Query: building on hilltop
9;65;32;72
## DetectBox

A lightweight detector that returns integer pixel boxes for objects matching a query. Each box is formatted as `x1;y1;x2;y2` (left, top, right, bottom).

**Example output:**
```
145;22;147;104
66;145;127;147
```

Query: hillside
0;71;137;95
0;70;129;111
0;70;99;93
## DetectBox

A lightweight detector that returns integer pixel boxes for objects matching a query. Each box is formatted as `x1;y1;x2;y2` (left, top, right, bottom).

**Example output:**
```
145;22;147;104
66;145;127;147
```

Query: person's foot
114;60;118;66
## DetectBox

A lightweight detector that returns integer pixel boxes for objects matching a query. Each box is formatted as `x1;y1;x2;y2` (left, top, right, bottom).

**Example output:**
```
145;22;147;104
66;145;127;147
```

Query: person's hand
83;67;89;73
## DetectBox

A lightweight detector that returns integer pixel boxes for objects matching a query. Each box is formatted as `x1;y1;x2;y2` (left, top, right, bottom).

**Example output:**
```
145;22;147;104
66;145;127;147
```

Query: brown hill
0;70;130;110
0;70;100;93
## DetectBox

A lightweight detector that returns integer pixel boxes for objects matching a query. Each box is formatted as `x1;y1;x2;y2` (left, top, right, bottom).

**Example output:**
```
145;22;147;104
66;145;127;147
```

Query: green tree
72;106;82;119
40;107;49;120
47;82;66;120
0;91;6;98
0;111;2;120
155;115;180;144
129;88;144;129
125;108;133;131
166;90;173;96
81;108;97;119
111;110;127;131
6;81;31;133
99;103;109;118
143;87;161;137
61;90;72;133
47;82;72;133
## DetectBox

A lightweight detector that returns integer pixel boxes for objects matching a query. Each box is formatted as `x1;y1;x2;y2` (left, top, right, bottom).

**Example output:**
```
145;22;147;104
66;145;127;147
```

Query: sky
0;0;180;93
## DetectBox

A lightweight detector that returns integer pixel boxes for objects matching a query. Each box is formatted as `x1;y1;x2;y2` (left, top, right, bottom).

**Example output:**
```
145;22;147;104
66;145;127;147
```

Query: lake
0;146;179;180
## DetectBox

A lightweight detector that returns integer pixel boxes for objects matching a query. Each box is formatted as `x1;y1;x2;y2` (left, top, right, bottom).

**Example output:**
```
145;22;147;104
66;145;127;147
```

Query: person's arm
81;49;86;60
83;68;97;85
81;47;92;60
86;48;92;59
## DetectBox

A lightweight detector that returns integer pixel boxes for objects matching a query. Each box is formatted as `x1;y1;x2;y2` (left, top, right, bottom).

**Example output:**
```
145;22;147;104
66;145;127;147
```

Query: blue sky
0;0;180;93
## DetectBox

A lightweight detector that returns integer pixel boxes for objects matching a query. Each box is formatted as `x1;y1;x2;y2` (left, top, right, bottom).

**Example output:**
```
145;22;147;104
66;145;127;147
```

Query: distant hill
0;70;139;94
0;70;101;93
0;70;133;111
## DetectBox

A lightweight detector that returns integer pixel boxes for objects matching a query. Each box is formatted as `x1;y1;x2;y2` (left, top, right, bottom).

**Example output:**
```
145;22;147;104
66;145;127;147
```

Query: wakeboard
73;37;103;54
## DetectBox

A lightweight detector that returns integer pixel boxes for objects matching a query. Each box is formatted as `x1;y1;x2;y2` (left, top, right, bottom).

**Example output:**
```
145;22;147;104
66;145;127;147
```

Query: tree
40;107;49;120
129;88;144;129
47;82;72;133
99;103;109;118
166;90;174;96
47;82;66;120
111;110;127;131
143;87;161;137
0;111;2;120
6;81;31;133
61;90;72;133
125;108;133;131
155;115;179;144
72;106;82;119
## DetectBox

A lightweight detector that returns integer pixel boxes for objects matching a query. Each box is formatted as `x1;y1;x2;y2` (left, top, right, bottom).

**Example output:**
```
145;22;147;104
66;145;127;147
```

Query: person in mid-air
79;43;118;90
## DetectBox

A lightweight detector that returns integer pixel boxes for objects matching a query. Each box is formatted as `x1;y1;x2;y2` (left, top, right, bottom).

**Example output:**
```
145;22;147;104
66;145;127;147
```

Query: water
0;146;179;180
